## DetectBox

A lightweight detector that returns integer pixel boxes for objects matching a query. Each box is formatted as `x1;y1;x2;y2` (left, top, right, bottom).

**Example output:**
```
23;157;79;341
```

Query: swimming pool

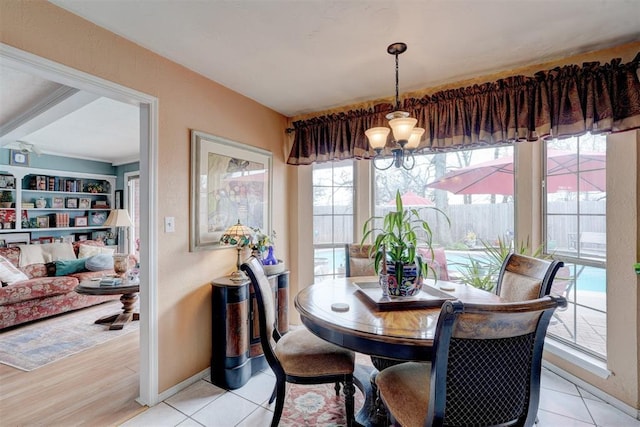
315;247;606;293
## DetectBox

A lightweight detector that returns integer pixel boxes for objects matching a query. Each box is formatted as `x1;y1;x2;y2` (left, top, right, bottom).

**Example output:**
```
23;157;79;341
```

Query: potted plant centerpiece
361;190;449;296
0;191;13;208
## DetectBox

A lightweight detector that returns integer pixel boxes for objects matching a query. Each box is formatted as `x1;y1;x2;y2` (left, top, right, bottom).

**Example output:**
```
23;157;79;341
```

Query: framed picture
36;216;49;228
92;230;108;242
190;130;272;251
52;196;65;208
75;233;89;241
115;190;123;209
61;235;74;244
74;216;88;227
9;149;29;167
89;211;108;226
78;197;91;209
39;236;54;244
66;198;78;209
4;232;30;247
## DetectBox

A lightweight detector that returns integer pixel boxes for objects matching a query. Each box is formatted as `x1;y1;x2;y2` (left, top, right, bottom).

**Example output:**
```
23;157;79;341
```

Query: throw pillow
55;258;89;276
17;244;47;267
85;254;114;272
41;242;77;262
0;255;29;285
77;244;115;259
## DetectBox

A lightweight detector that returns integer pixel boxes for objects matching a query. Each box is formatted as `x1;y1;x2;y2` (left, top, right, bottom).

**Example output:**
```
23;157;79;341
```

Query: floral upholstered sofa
0;240;120;329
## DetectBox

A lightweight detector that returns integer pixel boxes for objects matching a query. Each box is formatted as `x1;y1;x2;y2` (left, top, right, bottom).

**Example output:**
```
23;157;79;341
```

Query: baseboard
542;360;639;420
150;367;211;404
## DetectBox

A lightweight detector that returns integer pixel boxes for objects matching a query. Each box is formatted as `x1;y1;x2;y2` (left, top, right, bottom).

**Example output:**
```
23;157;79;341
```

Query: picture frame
89;211;108;226
36;216;49;228
9;149;29;166
39;236;54;244
74;216;88;227
190;130;272;251
75;233;89;241
4;232;30;247
78;197;91;209
52;196;65;208
66;197;78;209
61;235;74;244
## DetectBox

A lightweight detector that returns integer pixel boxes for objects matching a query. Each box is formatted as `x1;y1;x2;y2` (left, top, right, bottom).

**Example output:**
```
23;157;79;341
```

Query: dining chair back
345;244;376;277
241;257;356;427
495;253;564;302
376;295;567;427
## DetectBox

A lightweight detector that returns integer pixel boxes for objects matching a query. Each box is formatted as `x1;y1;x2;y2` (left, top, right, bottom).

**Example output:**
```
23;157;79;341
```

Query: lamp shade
220;220;254;247
365;127;391;150
388;117;417;143
405;127;425;149
103;209;133;227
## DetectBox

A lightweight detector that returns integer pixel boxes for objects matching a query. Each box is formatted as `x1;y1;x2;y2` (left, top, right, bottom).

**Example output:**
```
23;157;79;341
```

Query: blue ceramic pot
386;262;423;297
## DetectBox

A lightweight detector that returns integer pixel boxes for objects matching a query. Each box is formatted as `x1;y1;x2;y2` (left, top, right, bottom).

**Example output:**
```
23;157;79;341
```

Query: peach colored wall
1;1;289;393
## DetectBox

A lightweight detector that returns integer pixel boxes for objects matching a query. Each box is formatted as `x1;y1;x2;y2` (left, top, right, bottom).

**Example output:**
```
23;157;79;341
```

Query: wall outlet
164;216;175;233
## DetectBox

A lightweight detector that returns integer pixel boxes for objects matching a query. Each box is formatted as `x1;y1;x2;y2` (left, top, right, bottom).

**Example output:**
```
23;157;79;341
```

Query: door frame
0;43;160;405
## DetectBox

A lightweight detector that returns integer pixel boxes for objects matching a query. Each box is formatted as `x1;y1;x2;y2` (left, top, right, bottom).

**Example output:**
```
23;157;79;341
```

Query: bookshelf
0;166;116;244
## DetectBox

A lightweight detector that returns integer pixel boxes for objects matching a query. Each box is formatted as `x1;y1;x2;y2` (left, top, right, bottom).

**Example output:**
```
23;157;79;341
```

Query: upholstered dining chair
376;295;566;427
495;253;564;302
240;257;356;427
345;243;376;277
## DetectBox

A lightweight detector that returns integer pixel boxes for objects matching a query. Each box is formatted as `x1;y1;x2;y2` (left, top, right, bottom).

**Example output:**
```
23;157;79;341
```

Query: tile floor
120;361;640;427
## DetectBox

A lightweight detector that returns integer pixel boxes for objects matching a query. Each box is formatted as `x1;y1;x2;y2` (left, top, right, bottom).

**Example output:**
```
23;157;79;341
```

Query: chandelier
365;42;424;170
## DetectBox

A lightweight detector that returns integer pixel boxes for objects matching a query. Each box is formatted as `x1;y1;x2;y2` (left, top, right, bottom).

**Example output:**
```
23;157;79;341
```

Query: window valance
287;53;640;165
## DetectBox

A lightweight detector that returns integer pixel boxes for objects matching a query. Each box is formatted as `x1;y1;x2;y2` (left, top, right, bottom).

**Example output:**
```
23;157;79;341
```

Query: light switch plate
164;216;175;233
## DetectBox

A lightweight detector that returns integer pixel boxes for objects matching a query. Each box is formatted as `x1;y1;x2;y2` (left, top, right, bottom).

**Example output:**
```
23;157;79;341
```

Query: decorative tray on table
354;281;456;311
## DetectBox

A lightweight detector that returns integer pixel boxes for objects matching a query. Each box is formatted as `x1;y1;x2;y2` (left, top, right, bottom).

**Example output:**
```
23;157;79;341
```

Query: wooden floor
0;327;145;426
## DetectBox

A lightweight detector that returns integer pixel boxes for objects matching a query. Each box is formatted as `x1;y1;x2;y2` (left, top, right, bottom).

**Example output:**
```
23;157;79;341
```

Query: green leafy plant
361;190;449;285
0;191;13;203
458;235;547;292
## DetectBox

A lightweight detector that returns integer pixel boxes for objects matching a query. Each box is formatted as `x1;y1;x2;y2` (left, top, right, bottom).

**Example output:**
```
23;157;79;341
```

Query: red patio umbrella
386;191;434;206
426;150;605;195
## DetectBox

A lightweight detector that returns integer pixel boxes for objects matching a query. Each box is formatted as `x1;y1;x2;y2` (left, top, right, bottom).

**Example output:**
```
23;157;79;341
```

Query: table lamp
220;220;254;282
103;209;134;276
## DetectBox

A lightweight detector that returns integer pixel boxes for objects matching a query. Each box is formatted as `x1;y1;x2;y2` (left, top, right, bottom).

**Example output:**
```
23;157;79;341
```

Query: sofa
0;240;121;330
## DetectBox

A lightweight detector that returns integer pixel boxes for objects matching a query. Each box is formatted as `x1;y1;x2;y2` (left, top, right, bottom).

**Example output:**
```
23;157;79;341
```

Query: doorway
0;43;159;405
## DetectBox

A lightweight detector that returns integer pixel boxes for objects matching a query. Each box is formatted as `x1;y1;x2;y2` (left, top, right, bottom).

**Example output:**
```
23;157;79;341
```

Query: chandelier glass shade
366;42;424;170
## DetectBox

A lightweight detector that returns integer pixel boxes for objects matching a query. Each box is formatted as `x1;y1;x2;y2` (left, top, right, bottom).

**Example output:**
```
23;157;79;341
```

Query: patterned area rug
277;354;372;426
279;381;366;427
0;301;138;371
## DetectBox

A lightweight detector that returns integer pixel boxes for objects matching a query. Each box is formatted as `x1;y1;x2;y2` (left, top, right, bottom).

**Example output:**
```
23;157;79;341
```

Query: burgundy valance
287;53;640;165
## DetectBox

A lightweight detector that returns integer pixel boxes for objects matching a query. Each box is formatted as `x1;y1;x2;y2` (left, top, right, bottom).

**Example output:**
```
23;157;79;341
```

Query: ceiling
2;0;639;163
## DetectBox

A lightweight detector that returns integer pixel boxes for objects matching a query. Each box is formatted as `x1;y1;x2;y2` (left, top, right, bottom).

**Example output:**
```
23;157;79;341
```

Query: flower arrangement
86;182;104;193
250;228;276;253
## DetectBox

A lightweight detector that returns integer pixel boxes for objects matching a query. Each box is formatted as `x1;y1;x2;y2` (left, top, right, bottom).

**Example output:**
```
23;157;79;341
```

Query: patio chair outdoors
376;295;567;427
495;253;564;302
241;257;356;427
345;244;376;277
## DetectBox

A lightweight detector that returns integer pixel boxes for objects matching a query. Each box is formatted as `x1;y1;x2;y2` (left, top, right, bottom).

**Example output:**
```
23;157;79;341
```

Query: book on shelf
21;203;35;209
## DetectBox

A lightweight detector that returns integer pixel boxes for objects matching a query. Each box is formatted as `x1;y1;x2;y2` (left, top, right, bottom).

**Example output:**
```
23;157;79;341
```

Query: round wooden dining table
294;276;502;426
295;276;501;360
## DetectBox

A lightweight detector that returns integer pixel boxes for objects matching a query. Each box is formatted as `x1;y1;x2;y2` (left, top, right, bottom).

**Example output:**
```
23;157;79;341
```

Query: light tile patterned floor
120;362;639;427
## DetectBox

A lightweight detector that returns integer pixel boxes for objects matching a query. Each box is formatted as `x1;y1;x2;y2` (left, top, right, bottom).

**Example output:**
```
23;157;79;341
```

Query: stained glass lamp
220;220;255;282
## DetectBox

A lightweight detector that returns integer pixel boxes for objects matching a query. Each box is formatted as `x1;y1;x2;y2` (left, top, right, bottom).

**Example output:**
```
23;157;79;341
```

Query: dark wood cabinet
210;270;289;389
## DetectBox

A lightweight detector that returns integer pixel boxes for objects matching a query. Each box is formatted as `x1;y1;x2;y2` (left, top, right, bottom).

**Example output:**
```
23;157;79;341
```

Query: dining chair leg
271;380;286;427
268;384;277;404
334;381;341;396
343;376;356;427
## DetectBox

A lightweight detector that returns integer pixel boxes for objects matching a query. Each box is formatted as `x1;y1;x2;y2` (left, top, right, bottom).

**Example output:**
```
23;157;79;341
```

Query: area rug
0;301;138;371
279;381;366;427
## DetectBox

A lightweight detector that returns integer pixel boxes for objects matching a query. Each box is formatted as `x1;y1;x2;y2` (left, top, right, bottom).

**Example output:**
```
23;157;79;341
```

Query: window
312;161;354;282
544;134;607;359
373;147;515;282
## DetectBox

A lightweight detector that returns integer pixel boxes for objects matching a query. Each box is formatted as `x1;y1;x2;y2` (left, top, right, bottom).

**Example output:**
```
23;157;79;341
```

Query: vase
386;262;422;297
262;246;277;266
36;197;47;208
